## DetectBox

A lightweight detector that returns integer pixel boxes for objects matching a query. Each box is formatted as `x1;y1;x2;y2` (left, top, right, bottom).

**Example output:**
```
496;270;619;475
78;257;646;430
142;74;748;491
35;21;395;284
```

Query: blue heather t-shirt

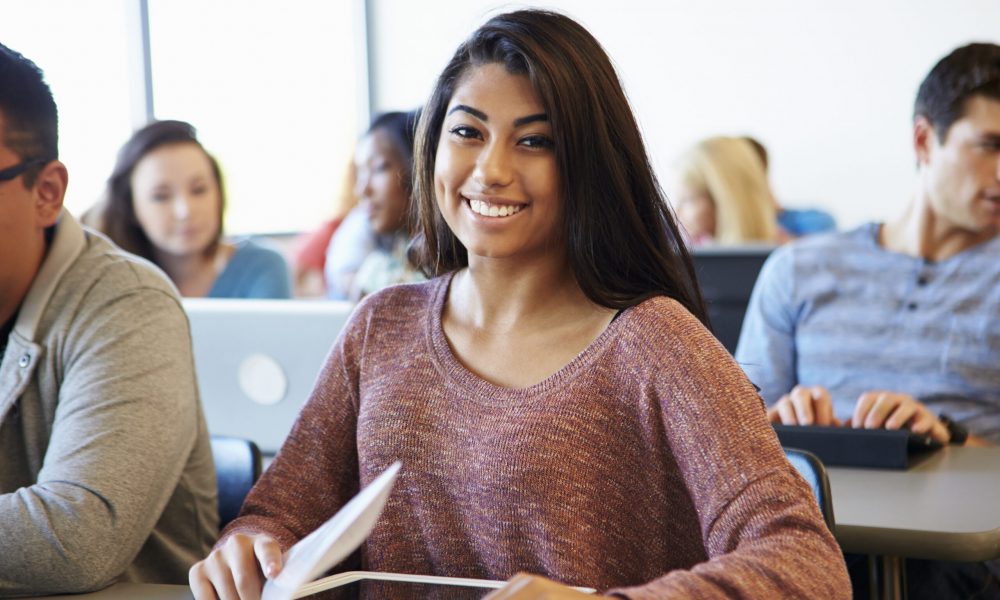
735;223;1000;442
209;238;292;299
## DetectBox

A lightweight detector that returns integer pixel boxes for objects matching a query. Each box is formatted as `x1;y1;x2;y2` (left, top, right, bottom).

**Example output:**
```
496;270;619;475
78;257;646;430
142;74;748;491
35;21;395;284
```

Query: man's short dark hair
914;43;1000;141
0;43;58;187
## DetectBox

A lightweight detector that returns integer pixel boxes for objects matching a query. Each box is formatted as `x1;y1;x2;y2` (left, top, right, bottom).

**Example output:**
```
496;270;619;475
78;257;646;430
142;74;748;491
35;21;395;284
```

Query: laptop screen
184;298;355;454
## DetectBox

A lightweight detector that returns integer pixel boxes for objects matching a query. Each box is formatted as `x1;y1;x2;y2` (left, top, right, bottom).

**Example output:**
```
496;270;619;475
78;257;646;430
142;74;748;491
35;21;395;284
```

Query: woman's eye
152;193;171;202
192;186;209;195
520;134;554;149
449;125;482;140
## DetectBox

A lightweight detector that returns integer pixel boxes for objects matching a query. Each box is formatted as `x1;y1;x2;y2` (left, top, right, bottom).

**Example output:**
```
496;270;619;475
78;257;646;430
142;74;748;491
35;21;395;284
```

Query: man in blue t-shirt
736;43;1000;598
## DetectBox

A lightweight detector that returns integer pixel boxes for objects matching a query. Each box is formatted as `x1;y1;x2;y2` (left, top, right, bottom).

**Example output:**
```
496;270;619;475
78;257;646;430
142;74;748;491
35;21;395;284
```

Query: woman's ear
33;159;68;226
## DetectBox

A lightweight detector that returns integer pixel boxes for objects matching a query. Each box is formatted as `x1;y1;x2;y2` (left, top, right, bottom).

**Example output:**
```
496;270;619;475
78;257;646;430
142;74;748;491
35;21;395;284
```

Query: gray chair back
784;446;835;530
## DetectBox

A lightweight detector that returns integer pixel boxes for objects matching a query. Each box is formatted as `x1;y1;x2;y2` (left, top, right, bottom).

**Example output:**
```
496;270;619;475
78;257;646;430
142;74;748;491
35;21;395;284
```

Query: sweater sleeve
610;303;850;599
734;244;799;405
0;288;201;595
218;300;367;550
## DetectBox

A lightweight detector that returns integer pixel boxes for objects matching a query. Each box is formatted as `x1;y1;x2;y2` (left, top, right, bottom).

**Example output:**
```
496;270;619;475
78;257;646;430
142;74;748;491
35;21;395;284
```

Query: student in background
323;111;425;300
100;120;292;298
742;135;837;237
189;10;849;600
0;43;217;594
347;109;425;300
288;159;356;297
671;136;783;246
736;42;1000;598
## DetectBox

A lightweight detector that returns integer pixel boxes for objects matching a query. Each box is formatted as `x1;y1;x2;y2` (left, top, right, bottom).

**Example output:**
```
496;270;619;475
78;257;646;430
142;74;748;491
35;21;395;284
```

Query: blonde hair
675;136;778;245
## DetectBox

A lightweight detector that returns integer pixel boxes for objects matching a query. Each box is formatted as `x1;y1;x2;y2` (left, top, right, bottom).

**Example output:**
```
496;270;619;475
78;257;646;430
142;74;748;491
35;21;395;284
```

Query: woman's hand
189;533;283;600
484;573;596;599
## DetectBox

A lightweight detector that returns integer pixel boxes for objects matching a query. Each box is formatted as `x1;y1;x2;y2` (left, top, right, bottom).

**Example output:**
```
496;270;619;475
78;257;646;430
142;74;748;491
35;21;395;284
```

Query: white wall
368;0;1000;229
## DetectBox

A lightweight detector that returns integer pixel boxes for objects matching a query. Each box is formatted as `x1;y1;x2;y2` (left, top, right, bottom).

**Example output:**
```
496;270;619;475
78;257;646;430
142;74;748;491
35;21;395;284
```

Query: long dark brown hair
409;9;708;325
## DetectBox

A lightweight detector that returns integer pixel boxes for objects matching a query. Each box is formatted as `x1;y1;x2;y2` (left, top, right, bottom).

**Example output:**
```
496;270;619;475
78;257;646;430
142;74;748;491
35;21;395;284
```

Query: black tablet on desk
773;425;943;469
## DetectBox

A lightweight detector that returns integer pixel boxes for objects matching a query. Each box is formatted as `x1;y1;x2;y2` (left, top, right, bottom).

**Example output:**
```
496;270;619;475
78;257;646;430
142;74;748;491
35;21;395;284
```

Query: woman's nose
354;172;371;199
172;196;191;219
473;141;513;188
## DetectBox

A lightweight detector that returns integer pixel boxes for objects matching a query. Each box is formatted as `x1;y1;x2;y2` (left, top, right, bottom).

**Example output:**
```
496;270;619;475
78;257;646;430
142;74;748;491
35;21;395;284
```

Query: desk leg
868;555;879;599
880;556;906;600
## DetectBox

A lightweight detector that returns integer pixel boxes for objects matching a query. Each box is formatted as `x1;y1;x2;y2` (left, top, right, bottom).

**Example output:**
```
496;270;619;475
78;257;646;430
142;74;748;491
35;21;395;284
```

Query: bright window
147;0;361;234
0;0;137;219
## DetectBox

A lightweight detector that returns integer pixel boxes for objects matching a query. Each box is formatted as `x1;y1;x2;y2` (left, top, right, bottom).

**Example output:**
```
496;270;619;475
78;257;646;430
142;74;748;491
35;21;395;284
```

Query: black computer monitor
690;245;775;354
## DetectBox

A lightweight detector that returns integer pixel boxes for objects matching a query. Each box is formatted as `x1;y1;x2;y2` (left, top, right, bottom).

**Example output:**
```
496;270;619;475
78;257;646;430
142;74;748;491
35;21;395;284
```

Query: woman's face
130;142;221;257
674;184;716;243
354;129;410;235
434;63;561;263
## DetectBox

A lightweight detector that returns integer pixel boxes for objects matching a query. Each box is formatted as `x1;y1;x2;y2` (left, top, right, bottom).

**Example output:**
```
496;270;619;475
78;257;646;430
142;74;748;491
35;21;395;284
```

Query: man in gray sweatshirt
0;43;218;595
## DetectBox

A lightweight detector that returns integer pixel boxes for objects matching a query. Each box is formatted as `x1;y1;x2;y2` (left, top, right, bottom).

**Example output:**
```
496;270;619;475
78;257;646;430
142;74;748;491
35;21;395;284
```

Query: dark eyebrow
446;105;549;128
447;105;488;121
513;113;548;127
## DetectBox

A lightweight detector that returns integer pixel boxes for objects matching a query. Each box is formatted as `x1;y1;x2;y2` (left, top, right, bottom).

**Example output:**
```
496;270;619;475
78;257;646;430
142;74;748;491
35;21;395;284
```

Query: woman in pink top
189;10;849;600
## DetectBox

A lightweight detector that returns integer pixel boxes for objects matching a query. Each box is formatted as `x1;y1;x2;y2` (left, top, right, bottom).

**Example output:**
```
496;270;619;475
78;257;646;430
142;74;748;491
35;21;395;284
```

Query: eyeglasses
0;158;50;182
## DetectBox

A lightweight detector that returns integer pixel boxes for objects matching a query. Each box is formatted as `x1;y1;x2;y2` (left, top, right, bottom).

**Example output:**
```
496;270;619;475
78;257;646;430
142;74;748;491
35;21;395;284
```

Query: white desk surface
829;445;1000;561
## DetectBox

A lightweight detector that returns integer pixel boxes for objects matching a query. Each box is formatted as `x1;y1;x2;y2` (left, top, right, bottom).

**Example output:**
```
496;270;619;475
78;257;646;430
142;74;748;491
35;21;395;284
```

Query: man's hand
483;574;594;599
768;385;841;426
189;533;283;600
851;391;949;444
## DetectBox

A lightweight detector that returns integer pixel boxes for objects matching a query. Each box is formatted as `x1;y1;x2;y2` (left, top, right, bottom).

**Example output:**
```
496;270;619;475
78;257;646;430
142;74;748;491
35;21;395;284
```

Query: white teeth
467;198;523;218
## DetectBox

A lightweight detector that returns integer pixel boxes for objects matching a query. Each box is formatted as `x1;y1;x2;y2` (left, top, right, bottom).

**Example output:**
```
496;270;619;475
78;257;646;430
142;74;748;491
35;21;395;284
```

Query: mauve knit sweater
222;274;850;598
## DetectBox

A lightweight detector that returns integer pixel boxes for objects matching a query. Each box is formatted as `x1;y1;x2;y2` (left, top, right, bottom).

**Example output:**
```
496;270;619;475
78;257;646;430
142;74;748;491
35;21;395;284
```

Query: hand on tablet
768;385;841;427
484;573;593;599
770;386;951;444
189;533;283;600
851;391;949;444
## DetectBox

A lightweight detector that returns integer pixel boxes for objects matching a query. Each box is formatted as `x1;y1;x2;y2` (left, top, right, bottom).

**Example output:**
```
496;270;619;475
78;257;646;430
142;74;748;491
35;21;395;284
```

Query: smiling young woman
190;10;850;600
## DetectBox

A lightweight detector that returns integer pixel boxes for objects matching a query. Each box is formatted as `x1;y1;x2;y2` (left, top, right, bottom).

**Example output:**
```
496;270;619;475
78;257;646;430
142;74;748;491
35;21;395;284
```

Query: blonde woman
673;136;782;246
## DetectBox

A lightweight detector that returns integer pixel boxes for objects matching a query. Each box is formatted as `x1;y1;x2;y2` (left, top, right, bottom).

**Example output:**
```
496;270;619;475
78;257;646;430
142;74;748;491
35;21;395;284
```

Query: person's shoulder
42;230;186;338
75;228;181;299
614;296;745;387
767;222;875;269
620;296;717;351
232;238;289;269
334;277;442;354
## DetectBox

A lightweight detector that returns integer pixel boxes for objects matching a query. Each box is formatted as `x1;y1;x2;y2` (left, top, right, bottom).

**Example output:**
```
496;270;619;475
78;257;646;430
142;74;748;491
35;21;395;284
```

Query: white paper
261;461;401;600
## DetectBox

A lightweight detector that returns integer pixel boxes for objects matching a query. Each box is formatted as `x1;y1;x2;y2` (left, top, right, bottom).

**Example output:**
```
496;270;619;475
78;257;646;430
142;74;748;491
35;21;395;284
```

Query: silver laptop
183;299;355;454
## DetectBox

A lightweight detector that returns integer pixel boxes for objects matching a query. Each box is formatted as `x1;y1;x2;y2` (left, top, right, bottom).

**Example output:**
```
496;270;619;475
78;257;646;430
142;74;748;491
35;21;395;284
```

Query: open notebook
259;462;596;599
262;462;402;600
